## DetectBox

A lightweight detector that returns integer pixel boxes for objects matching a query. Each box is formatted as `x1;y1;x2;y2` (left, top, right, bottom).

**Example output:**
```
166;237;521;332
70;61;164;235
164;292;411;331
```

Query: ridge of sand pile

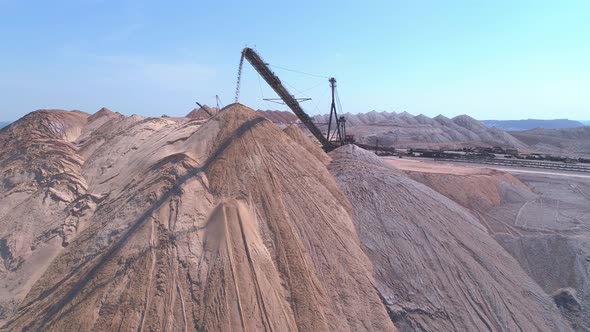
329;145;572;332
0;109;94;322
312;111;527;150
390;159;590;330
386;158;531;208
186;106;219;120
283;124;331;165
0;104;395;331
386;159;534;235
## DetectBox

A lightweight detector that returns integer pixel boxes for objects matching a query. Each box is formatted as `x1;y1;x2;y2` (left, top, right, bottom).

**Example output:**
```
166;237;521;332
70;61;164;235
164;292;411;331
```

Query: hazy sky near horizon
1;0;589;121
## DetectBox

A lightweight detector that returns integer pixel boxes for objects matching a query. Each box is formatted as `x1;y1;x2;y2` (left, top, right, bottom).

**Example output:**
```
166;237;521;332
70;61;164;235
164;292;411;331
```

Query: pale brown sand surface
0;104;395;331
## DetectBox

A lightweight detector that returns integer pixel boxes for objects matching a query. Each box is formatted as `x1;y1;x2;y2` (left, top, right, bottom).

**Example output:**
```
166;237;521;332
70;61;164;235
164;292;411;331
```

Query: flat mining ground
387;157;590;234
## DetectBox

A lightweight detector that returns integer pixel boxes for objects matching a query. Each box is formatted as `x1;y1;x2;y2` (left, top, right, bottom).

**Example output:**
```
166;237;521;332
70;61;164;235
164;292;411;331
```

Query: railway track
435;158;590;173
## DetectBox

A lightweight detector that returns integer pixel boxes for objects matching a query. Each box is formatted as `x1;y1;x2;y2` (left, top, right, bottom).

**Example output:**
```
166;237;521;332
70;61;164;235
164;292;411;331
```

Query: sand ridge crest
0;103;396;331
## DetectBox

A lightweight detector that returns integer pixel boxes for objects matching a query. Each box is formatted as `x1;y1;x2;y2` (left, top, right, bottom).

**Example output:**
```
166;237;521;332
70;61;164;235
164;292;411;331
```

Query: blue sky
0;0;588;121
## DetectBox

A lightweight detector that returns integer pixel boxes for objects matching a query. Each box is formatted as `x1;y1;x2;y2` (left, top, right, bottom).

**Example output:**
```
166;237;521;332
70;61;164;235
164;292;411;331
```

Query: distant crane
194;101;213;117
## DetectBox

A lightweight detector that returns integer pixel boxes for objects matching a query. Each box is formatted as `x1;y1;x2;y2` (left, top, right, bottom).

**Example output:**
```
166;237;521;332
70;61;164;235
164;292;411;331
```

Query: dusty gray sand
494;173;590;331
329;145;571;332
391;158;590;331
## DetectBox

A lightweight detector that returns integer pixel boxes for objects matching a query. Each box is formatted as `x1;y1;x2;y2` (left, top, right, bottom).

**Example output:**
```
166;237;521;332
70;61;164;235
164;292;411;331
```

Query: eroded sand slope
329;145;572;331
0;105;395;331
1;104;579;331
390;159;590;331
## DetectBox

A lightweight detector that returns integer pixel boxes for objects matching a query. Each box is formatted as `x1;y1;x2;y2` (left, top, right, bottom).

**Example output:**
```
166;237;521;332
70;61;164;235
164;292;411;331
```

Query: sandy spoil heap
387;158;533;236
329;145;572;331
312;111;527;150
2;104;580;331
283;124;331;165
186;105;219;120
391;159;590;331
0;104;395;331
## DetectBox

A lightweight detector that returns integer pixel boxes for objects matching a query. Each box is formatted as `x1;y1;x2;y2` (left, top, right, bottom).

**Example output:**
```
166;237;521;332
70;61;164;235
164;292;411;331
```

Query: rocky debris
552;287;586;331
554;288;582;311
1;104;395;331
498;235;590;331
329;145;572;331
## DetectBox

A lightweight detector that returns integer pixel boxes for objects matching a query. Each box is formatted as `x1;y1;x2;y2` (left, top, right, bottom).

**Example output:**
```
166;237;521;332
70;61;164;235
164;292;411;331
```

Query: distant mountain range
581;120;590;126
481;119;584;131
0;121;11;129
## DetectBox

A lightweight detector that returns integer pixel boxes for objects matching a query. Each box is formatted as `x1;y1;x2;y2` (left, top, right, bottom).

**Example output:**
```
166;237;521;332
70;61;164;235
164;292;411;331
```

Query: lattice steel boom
240;48;334;150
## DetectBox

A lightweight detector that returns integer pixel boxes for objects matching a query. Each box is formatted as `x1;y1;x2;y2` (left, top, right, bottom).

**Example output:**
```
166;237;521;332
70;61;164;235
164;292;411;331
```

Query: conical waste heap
0;104;395;331
329;144;572;331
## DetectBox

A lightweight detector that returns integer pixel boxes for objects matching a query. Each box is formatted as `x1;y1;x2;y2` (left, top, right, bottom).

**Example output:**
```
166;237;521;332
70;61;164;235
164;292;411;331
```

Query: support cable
336;87;344;115
267;64;329;79
241;47;332;149
298;79;327;94
311;86;330;115
282;80;311;99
